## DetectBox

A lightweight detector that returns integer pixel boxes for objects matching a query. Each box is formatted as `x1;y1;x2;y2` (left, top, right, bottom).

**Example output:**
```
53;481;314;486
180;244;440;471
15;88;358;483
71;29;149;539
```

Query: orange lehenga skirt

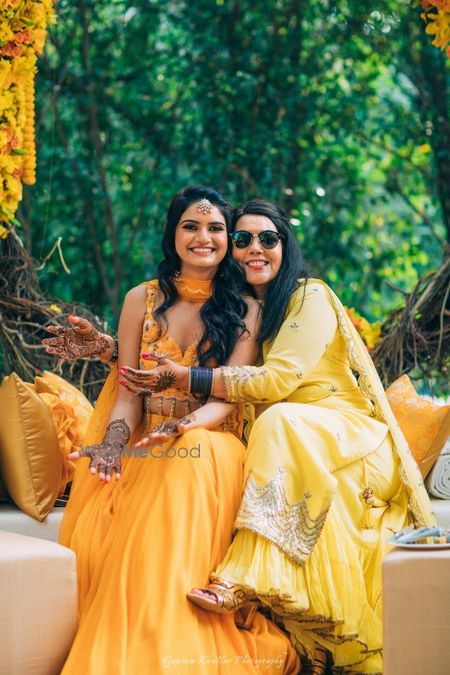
59;359;299;675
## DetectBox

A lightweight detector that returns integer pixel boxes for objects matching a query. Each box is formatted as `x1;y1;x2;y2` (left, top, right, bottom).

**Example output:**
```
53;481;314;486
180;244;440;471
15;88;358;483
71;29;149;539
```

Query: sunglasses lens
232;232;252;248
260;232;280;249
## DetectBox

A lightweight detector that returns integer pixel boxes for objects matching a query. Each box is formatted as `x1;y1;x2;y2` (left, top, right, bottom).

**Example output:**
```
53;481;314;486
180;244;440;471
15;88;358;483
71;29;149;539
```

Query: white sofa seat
383;548;450;675
0;504;66;542
382;498;450;675
0;530;78;675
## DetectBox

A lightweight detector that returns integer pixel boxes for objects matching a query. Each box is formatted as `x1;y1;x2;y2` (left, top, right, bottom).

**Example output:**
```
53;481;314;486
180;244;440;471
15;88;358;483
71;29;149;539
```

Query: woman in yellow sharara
123;199;435;674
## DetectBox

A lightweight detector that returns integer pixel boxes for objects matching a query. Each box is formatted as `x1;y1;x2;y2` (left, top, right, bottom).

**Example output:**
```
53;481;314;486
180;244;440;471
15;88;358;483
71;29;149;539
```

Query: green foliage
19;0;449;327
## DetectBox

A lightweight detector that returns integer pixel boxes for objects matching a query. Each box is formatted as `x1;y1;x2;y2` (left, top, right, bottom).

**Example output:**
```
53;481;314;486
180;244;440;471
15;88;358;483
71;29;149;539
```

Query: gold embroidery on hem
207;573;382;672
233;468;329;564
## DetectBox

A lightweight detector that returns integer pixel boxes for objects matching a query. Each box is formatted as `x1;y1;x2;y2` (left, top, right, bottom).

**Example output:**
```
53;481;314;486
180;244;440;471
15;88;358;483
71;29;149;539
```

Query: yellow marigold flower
419;143;431;153
31;28;47;53
28;3;47;22
0;224;10;239
5;173;22;199
48;304;63;314
345;307;381;350
0;154;16;172
0;22;14;44
4;0;23;8
0;59;12;87
422;6;450;53
2;193;20;213
360;321;381;350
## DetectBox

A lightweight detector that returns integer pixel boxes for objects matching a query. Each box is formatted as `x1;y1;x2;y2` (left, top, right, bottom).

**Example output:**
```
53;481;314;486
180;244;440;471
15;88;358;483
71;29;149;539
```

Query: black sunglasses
231;230;282;250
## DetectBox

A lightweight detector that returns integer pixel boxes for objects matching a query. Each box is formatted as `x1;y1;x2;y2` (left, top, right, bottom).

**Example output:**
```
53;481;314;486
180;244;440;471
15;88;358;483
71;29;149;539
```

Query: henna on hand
119;367;177;396
81;418;130;480
136;412;196;448
152;371;177;393
150;418;180;437
43;316;112;360
179;412;197;427
148;412;197;440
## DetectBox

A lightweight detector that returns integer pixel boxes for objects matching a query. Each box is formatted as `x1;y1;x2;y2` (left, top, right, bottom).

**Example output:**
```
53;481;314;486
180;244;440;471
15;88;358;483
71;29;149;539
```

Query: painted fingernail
141;353;150;358
119;380;126;385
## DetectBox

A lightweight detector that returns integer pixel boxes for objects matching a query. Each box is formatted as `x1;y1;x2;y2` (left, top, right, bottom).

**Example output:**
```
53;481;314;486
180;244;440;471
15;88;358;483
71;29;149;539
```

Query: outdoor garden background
0;0;449;400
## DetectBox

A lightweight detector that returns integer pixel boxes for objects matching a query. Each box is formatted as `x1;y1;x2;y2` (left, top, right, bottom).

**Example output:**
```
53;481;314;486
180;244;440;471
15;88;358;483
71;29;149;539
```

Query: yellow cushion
34;371;93;488
0;373;61;521
386;374;450;478
34;371;93;441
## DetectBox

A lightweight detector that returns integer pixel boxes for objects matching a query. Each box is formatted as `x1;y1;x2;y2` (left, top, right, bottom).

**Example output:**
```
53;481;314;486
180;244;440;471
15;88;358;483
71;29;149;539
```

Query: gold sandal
301;646;328;675
187;580;258;630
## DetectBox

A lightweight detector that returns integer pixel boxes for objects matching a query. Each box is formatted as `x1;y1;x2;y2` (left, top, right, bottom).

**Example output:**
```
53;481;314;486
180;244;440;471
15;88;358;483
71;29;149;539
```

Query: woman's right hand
42;314;114;360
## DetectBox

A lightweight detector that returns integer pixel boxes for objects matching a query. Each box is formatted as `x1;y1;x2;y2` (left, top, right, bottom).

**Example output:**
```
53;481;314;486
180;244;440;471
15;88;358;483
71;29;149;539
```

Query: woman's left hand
135;413;196;447
118;353;189;396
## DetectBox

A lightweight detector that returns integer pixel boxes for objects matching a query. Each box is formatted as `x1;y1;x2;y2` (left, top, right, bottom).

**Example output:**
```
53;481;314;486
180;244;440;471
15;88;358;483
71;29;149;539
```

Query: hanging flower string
0;0;55;228
420;0;450;56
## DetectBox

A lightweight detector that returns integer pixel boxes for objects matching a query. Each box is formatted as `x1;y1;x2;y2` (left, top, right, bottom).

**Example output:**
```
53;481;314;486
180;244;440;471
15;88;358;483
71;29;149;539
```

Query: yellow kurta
213;280;434;674
59;280;299;675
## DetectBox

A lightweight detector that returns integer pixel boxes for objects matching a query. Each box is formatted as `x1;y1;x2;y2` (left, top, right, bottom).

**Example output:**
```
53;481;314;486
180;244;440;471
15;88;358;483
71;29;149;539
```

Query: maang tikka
197;198;213;214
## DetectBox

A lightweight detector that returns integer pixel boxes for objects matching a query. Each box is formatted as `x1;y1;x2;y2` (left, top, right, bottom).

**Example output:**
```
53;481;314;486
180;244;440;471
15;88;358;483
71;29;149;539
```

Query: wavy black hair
231;199;308;344
156;185;248;366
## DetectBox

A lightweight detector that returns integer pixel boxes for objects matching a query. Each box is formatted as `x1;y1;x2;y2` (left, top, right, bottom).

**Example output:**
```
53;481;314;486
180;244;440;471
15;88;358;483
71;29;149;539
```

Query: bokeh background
19;0;448;327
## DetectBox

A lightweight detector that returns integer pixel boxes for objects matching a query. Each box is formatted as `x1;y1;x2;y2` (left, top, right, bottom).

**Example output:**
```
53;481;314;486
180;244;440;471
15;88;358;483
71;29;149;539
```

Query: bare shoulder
121;283;148;318
124;282;148;305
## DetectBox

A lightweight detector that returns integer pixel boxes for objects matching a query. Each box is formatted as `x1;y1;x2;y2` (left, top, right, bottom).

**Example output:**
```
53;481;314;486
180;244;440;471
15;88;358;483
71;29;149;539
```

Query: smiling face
232;214;283;297
174;202;228;279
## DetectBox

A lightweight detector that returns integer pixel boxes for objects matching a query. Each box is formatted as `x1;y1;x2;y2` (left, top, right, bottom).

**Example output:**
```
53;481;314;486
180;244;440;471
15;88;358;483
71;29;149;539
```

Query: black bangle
189;367;213;398
108;338;119;364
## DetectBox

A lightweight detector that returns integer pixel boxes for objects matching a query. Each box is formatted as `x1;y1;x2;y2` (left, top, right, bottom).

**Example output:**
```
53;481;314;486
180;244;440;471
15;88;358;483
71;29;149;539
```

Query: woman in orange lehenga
57;186;299;675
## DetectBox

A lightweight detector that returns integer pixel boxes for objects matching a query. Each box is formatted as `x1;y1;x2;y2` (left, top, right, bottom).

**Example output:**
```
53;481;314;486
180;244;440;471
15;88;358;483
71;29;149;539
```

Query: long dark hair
231;199;308;344
156;185;248;366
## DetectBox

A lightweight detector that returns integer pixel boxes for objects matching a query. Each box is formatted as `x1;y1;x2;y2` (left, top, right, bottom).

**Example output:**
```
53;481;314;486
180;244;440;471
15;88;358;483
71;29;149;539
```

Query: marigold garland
0;0;55;227
420;0;450;56
345;307;382;350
